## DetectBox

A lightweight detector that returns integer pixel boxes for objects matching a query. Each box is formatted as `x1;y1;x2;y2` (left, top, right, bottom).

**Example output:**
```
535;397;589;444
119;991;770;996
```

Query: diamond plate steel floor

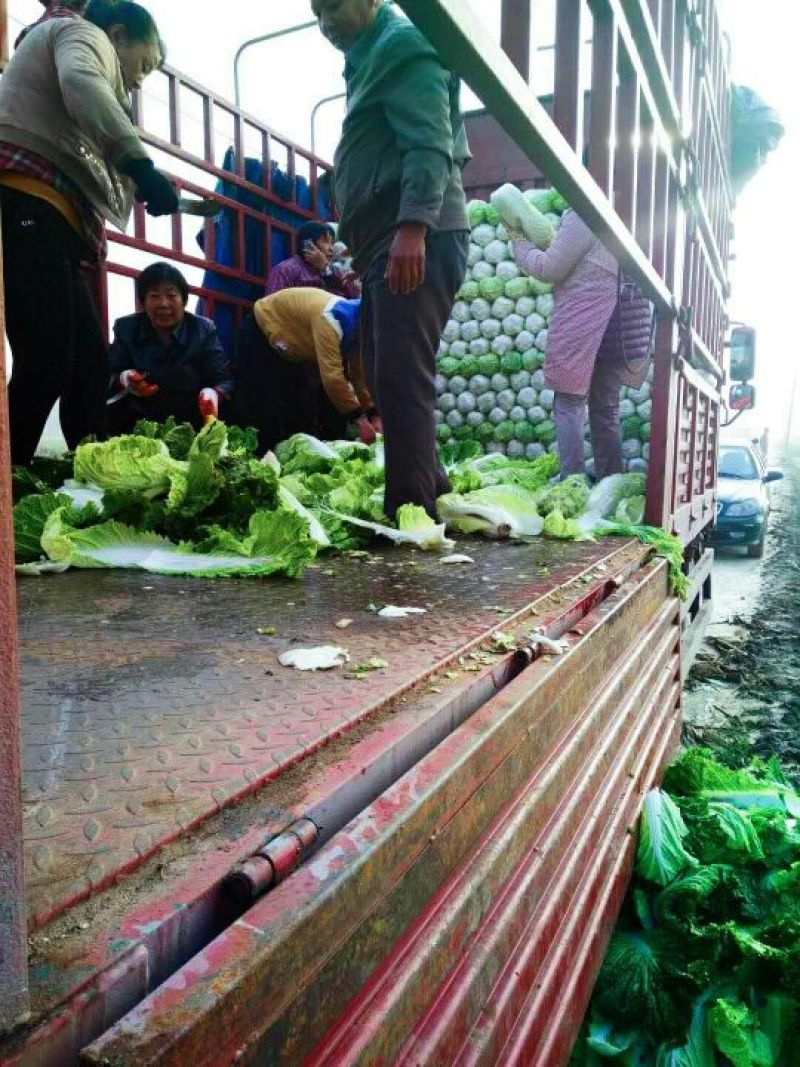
18;538;624;925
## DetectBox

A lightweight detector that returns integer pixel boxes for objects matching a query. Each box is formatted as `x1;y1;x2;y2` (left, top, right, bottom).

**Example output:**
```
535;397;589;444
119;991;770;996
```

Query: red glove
356;415;377;445
120;369;158;398
198;388;220;423
369;413;383;436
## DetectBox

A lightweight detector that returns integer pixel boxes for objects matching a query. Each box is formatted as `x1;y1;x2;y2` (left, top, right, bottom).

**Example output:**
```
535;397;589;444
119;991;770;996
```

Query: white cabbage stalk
328;511;454;552
483;239;511;264
277;485;330;548
468;338;489;358
495;260;521;282
378;605;428;618
491;334;514;356
279;646;349;671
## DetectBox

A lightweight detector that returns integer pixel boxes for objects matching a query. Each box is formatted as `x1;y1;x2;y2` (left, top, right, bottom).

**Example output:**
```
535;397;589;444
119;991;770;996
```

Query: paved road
710;547;765;628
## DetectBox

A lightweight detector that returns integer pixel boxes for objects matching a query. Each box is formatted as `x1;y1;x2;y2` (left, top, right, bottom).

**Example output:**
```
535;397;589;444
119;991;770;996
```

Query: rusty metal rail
94;62;335;339
0;222;27;1033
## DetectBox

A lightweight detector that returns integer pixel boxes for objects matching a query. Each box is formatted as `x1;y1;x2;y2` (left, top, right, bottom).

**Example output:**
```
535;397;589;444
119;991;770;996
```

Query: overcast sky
7;0;799;442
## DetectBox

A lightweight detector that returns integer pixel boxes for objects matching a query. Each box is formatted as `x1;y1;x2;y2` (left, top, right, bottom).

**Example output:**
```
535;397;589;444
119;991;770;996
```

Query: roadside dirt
684;447;800;782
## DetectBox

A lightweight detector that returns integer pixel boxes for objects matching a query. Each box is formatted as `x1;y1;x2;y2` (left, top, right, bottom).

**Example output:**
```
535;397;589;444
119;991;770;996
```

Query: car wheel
747;537;765;559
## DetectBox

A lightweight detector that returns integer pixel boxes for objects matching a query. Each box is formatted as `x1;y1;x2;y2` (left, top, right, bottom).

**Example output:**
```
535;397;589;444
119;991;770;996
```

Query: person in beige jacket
0;0;179;465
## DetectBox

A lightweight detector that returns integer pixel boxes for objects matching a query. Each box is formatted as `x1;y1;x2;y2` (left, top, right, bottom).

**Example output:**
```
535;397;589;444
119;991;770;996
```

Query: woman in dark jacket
107;263;234;432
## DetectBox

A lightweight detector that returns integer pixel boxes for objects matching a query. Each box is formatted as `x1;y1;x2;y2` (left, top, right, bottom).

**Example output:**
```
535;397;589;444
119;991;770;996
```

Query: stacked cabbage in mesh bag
435;186;652;476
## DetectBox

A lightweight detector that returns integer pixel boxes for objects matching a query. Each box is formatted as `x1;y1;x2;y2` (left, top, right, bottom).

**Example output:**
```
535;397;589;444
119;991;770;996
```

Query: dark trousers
361;230;469;520
233;314;317;453
2;188;108;465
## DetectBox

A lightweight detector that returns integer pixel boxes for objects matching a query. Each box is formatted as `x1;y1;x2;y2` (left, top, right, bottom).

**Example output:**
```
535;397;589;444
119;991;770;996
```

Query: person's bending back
235;288;379;453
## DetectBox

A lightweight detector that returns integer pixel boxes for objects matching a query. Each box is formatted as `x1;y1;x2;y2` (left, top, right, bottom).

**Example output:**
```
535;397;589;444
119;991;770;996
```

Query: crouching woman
107;262;234;432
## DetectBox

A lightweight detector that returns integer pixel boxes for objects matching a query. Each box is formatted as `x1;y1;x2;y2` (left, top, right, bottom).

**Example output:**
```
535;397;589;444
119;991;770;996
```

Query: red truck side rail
98;64;334;336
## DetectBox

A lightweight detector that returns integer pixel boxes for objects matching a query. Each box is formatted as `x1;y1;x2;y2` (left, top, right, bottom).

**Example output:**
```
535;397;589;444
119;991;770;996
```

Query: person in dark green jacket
311;0;471;520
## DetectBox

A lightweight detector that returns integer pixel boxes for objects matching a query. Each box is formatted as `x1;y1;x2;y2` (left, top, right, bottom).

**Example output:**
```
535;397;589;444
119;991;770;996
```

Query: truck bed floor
18;538;633;930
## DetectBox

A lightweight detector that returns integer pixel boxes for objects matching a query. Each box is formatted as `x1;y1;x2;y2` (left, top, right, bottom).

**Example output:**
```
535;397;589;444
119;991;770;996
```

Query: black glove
120;157;179;217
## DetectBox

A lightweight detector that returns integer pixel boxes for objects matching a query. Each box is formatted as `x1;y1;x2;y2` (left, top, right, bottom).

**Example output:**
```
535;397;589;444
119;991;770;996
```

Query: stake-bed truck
0;0;733;1062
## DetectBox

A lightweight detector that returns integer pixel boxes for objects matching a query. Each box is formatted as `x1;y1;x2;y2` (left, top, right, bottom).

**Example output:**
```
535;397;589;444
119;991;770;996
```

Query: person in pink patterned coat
511;209;650;479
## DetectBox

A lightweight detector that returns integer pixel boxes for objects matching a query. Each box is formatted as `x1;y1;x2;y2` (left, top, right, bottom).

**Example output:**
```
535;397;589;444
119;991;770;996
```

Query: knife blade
177;197;221;217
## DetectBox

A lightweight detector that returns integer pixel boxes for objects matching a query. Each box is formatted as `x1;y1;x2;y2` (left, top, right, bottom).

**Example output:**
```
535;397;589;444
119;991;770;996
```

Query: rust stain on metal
18;539;643;928
82;560;678;1067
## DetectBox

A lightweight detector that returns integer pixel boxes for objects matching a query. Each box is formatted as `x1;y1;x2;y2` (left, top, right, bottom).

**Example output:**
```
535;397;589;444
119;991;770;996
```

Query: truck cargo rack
0;0;732;1058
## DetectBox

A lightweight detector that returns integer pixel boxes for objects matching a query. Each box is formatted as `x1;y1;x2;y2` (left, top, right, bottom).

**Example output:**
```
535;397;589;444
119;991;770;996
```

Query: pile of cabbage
573;748;800;1065
436;187;652;476
12;423;682;586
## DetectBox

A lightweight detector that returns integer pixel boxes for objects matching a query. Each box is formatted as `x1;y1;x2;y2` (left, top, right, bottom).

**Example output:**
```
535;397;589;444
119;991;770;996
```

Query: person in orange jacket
235;288;381;453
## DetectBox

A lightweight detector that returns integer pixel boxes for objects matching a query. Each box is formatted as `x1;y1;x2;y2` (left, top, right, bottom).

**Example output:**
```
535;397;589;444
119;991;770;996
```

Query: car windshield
719;446;758;480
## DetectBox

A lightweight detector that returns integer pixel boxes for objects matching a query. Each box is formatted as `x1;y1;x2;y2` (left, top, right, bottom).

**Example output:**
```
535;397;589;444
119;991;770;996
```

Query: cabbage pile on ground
12;423;681;588
437;187;652;476
571;748;800;1065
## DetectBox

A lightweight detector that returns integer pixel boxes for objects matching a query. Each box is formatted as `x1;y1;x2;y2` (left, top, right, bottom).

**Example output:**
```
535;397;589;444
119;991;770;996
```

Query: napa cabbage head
74;436;177;499
663;748;800;816
465;451;559;492
543;508;584;540
326;506;453;551
536;474;590;519
14;492;71;563
274;433;341;475
636;789;699;886
588;473;648;519
438;484;544;538
592;929;697;1041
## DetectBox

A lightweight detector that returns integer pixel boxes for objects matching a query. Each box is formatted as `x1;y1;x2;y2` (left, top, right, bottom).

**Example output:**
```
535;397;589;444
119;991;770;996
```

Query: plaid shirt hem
0;143;107;263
